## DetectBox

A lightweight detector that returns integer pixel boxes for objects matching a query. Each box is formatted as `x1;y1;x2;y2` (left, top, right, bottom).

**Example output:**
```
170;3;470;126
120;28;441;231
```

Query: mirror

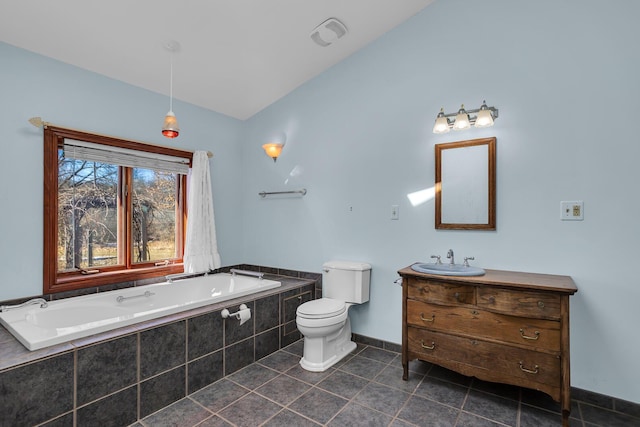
435;137;496;230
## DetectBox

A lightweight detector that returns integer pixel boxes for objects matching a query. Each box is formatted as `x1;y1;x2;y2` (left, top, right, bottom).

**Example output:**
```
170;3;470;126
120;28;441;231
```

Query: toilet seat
297;298;346;319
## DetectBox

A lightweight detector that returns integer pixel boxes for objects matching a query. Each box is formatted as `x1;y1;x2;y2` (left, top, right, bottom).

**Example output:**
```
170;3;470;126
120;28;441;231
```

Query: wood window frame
43;126;191;294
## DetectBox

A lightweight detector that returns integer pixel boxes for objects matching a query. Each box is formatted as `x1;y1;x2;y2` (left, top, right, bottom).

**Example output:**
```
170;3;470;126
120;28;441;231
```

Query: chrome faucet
446;249;455;265
0;298;48;312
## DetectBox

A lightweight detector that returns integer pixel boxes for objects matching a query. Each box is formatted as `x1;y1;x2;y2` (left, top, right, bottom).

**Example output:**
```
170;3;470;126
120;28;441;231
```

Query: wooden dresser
398;265;578;426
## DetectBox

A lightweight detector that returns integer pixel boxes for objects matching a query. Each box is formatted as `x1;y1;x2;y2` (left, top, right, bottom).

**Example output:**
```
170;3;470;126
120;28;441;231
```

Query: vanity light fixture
432;101;498;134
262;143;284;162
162;41;180;139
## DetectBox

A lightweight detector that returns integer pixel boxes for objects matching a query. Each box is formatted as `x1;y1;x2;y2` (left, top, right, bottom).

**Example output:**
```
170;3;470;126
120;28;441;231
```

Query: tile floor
131;340;639;427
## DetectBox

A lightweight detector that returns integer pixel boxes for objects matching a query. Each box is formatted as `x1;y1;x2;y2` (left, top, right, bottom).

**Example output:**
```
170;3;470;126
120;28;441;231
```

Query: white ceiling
1;0;434;120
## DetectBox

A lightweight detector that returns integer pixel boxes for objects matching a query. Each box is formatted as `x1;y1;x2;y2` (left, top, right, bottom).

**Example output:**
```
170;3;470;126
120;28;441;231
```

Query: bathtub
0;273;280;351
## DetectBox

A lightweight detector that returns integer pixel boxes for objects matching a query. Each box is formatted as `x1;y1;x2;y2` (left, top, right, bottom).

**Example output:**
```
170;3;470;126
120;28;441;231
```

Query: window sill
46;264;185;294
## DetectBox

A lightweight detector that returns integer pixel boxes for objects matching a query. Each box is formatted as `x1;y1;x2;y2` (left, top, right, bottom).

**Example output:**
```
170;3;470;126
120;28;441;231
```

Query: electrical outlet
560;201;584;221
391;205;399;220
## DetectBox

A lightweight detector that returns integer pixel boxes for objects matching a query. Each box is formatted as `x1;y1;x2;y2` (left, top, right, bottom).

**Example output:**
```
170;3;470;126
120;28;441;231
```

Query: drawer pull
420;340;436;350
470;310;479;316
537;301;545;309
454;292;460;300
519;328;540;340
519;361;539;374
420;313;435;322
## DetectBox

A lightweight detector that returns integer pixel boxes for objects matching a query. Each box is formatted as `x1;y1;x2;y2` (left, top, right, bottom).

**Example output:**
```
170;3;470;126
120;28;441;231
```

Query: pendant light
162;41;180;139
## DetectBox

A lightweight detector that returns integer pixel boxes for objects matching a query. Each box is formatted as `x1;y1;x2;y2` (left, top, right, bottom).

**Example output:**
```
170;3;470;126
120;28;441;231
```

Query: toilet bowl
295;260;371;372
296;298;356;371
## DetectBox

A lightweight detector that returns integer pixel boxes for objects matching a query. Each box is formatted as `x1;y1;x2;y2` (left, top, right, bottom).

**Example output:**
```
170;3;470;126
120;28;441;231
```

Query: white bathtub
0;273;280;351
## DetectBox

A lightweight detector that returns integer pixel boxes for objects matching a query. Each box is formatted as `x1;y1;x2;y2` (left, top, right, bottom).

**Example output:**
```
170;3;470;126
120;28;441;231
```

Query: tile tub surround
0;264;318;370
0;267;318;427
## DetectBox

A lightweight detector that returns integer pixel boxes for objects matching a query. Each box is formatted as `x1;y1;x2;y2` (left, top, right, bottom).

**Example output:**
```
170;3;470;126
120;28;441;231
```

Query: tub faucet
0;298;48;312
446;249;455;265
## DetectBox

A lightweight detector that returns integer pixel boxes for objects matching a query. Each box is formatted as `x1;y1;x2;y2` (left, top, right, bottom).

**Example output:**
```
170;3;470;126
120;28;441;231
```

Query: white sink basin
411;262;485;276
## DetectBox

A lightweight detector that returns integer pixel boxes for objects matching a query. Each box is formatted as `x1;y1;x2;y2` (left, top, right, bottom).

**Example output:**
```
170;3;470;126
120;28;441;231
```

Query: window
44;126;192;294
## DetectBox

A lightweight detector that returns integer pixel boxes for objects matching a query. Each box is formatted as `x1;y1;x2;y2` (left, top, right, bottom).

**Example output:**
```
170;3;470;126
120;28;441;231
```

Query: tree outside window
44;126;190;294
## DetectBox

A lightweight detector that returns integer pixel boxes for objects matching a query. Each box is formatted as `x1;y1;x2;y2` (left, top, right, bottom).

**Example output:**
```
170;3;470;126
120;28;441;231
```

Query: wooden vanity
398;265;577;426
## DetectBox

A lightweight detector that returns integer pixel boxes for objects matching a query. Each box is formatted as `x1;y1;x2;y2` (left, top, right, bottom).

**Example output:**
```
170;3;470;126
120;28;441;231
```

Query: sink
411;262;485;276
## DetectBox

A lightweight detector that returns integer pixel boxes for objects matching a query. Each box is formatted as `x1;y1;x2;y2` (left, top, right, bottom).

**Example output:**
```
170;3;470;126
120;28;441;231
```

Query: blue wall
1;0;639;404
240;0;640;403
0;41;245;300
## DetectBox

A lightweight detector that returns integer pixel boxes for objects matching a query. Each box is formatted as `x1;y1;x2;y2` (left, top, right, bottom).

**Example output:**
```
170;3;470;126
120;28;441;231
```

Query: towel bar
259;188;307;198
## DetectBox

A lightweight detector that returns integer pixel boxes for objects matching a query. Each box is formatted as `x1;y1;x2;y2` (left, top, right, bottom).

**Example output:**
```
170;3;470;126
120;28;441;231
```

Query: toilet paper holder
221;304;249;320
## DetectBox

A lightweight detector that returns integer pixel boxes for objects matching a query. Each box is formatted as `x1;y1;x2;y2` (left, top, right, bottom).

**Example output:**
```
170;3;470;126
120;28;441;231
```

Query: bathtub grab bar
259;189;307;198
230;269;264;280
116;291;155;303
165;271;209;284
0;298;48;312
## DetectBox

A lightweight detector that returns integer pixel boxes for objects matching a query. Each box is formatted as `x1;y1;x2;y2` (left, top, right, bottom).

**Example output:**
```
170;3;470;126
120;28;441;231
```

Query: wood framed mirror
435;137;496;230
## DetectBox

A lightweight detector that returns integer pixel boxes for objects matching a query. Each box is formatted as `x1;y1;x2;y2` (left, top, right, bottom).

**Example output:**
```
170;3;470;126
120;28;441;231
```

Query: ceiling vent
310;18;348;47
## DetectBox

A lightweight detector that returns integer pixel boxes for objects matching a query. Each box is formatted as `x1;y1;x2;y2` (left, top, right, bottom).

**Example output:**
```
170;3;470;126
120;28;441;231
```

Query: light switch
391;205;399;220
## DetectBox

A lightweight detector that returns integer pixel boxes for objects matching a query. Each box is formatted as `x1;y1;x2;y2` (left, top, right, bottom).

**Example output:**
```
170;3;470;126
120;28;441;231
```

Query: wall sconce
262;132;286;162
433;101;498;134
262;143;284;162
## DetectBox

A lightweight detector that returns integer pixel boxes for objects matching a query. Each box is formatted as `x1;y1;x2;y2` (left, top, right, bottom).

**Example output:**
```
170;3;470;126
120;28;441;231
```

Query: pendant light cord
169;52;174;112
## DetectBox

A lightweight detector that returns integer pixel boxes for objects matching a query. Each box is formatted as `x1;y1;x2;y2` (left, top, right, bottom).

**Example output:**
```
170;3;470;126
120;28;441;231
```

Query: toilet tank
322;260;371;303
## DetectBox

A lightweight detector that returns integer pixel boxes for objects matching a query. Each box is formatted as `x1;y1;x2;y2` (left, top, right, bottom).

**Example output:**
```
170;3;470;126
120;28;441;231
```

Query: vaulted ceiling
1;0;434;119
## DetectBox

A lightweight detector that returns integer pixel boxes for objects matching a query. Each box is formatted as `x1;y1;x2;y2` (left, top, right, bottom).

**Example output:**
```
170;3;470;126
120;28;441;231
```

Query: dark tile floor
131;341;639;427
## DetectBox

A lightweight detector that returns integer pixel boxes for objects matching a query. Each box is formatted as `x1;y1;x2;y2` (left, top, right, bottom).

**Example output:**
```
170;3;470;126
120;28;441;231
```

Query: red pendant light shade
162;111;179;138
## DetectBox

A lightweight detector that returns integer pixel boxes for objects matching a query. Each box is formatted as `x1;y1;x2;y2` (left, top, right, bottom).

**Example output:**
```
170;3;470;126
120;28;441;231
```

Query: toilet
296;260;371;372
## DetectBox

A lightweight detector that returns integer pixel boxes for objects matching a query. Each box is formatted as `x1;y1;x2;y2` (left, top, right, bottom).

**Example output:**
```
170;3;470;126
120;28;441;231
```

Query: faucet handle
430;255;442;264
463;257;475;267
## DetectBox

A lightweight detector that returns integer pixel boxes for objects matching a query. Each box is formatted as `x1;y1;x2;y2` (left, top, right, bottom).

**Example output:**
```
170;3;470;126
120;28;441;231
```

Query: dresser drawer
406;300;561;352
407;327;561;394
477;288;561;319
407;278;475;305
